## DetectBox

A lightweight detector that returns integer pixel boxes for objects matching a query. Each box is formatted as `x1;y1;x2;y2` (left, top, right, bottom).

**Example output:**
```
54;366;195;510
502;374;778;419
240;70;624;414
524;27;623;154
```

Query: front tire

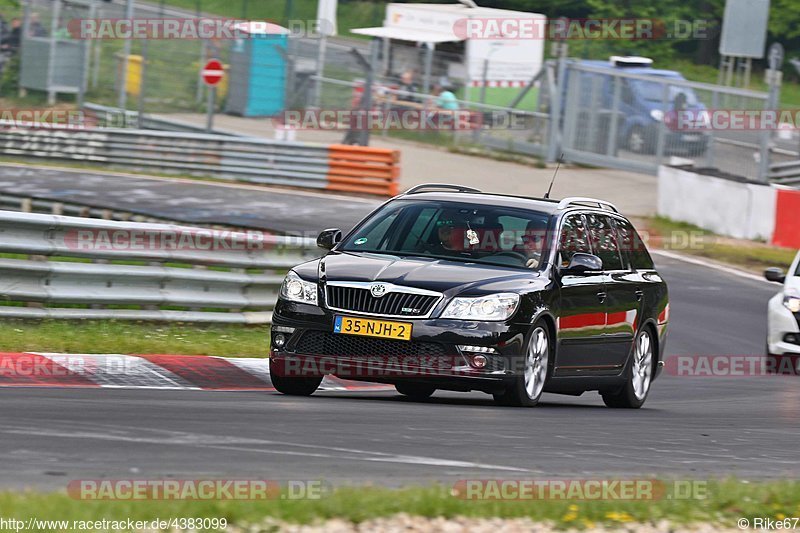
602;327;654;409
395;382;436;400
269;358;322;396
493;322;550;407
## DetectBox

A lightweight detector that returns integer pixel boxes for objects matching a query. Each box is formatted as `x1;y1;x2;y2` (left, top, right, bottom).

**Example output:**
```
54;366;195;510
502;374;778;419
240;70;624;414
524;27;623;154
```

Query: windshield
631;79;698;105
339;200;552;270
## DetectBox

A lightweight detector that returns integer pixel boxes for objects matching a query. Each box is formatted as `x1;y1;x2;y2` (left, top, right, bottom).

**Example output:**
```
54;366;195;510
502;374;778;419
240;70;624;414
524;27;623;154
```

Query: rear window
616;218;654;270
586;213;624;271
558;214;592;267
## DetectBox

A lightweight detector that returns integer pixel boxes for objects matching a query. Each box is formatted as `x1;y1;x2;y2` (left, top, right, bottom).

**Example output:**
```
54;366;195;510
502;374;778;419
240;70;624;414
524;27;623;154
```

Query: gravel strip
231;515;744;533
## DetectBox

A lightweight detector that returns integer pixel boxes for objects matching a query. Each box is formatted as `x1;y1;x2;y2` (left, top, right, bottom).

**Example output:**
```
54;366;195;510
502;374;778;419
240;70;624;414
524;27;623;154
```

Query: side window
360;211;399;250
586;214;624;271
558;214;592;267
616;218;654;270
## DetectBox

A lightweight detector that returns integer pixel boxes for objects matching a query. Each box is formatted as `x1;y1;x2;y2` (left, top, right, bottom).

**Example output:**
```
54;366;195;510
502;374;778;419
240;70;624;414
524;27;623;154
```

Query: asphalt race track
0;164;380;234
1;253;796;490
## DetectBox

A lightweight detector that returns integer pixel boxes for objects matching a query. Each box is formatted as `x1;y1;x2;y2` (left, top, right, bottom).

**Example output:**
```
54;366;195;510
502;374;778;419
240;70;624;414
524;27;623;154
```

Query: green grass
0;480;799;530
0;320;268;357
664;59;800;109
460;86;540;111
644;216;798;272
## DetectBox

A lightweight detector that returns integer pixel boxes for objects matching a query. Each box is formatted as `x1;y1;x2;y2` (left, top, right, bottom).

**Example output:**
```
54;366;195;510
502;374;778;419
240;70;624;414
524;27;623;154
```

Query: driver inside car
431;211;470;253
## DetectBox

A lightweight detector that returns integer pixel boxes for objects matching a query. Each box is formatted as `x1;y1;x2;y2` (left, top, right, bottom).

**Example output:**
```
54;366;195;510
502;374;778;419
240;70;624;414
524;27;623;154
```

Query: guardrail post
653;84;668;169
758;73;781;182
546;57;566;163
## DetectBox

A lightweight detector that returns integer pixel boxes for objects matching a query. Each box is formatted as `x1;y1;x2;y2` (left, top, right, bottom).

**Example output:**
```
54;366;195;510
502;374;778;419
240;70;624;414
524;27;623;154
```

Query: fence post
546;57;566;163
758;71;781;182
137;38;149;128
706;90;719;169
653;83;668;167
606;76;621;157
45;0;62;105
117;0;135;109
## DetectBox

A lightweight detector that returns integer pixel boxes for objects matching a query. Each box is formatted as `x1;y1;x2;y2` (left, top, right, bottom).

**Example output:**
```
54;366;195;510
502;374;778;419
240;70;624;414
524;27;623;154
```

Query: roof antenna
544;153;563;199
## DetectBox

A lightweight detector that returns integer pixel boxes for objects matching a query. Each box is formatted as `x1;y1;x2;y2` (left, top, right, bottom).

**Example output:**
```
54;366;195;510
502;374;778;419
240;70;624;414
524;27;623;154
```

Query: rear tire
493;322;551;407
395;382;435;400
269;358;322;396
602;327;654;409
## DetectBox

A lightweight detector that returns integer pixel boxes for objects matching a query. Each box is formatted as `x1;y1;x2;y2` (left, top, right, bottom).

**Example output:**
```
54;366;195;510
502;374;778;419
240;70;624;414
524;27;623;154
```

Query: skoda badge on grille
370;283;388;298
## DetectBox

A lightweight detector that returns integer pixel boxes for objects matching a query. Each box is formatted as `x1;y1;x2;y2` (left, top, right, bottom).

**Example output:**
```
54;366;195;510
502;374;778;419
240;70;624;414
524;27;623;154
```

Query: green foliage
161;0;800;70
0;53;19;97
1;479;799;529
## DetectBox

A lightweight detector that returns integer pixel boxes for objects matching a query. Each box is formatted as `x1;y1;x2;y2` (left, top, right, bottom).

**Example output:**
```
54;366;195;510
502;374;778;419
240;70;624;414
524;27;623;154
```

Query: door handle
596;291;607;303
634;288;644;301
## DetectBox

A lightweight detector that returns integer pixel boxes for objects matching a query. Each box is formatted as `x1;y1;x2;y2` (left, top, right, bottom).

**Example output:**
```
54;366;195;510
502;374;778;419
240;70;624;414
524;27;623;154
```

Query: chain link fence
558;60;772;180
6;0;793;185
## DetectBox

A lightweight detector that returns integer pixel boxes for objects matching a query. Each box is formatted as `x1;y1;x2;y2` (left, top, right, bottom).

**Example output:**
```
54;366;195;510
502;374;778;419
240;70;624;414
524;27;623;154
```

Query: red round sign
201;59;224;86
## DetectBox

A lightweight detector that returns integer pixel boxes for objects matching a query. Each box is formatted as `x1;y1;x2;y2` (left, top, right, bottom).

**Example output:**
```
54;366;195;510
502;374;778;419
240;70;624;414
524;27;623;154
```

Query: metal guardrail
0;211;319;323
0;192;176;225
0;125;401;196
769;160;800;186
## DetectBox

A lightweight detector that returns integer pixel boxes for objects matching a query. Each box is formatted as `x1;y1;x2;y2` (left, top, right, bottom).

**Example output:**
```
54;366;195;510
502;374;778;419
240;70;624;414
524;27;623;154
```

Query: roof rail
403;183;482;195
556;197;619;213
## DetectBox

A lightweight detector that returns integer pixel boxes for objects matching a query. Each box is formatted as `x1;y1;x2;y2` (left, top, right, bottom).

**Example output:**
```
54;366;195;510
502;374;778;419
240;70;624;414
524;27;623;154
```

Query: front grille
326;285;439;317
293;330;453;360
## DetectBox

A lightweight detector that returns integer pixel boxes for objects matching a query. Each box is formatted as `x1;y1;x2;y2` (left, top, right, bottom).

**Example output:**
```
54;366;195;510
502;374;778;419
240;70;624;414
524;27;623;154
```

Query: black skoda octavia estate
270;184;669;408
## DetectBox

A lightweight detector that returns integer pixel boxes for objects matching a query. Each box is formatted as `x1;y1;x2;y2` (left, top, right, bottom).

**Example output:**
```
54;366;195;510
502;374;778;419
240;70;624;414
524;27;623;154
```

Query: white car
765;250;800;362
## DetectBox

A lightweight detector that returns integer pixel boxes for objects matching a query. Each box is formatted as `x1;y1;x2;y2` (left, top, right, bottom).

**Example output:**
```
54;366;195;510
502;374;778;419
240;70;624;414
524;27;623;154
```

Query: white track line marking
651;249;772;284
1;425;528;472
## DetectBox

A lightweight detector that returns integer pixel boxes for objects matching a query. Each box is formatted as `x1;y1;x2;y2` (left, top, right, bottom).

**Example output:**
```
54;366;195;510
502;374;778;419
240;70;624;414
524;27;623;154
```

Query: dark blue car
570;58;709;156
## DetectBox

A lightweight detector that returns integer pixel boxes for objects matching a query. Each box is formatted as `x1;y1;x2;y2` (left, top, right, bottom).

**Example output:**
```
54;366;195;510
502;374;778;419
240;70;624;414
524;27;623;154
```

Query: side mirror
764;267;786;284
317;228;342;250
563;253;603;274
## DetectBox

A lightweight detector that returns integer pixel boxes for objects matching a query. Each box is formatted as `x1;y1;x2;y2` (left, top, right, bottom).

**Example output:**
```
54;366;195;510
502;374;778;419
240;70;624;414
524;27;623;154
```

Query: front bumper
659;127;709;154
270;300;530;392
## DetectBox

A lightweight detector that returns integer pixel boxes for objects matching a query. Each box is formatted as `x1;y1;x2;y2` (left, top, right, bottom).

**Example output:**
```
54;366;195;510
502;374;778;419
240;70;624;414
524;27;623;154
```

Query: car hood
785;276;800;293
306;251;546;296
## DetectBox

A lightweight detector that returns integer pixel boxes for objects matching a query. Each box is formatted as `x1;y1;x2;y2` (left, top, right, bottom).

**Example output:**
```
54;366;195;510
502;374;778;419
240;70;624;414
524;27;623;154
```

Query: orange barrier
771;188;800;248
326;145;400;197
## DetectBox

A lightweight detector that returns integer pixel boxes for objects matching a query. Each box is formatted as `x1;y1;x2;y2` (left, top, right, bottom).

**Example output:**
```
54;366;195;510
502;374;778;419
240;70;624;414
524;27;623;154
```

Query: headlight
784;290;800;313
650;109;664;122
280;271;318;305
441;293;520;321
